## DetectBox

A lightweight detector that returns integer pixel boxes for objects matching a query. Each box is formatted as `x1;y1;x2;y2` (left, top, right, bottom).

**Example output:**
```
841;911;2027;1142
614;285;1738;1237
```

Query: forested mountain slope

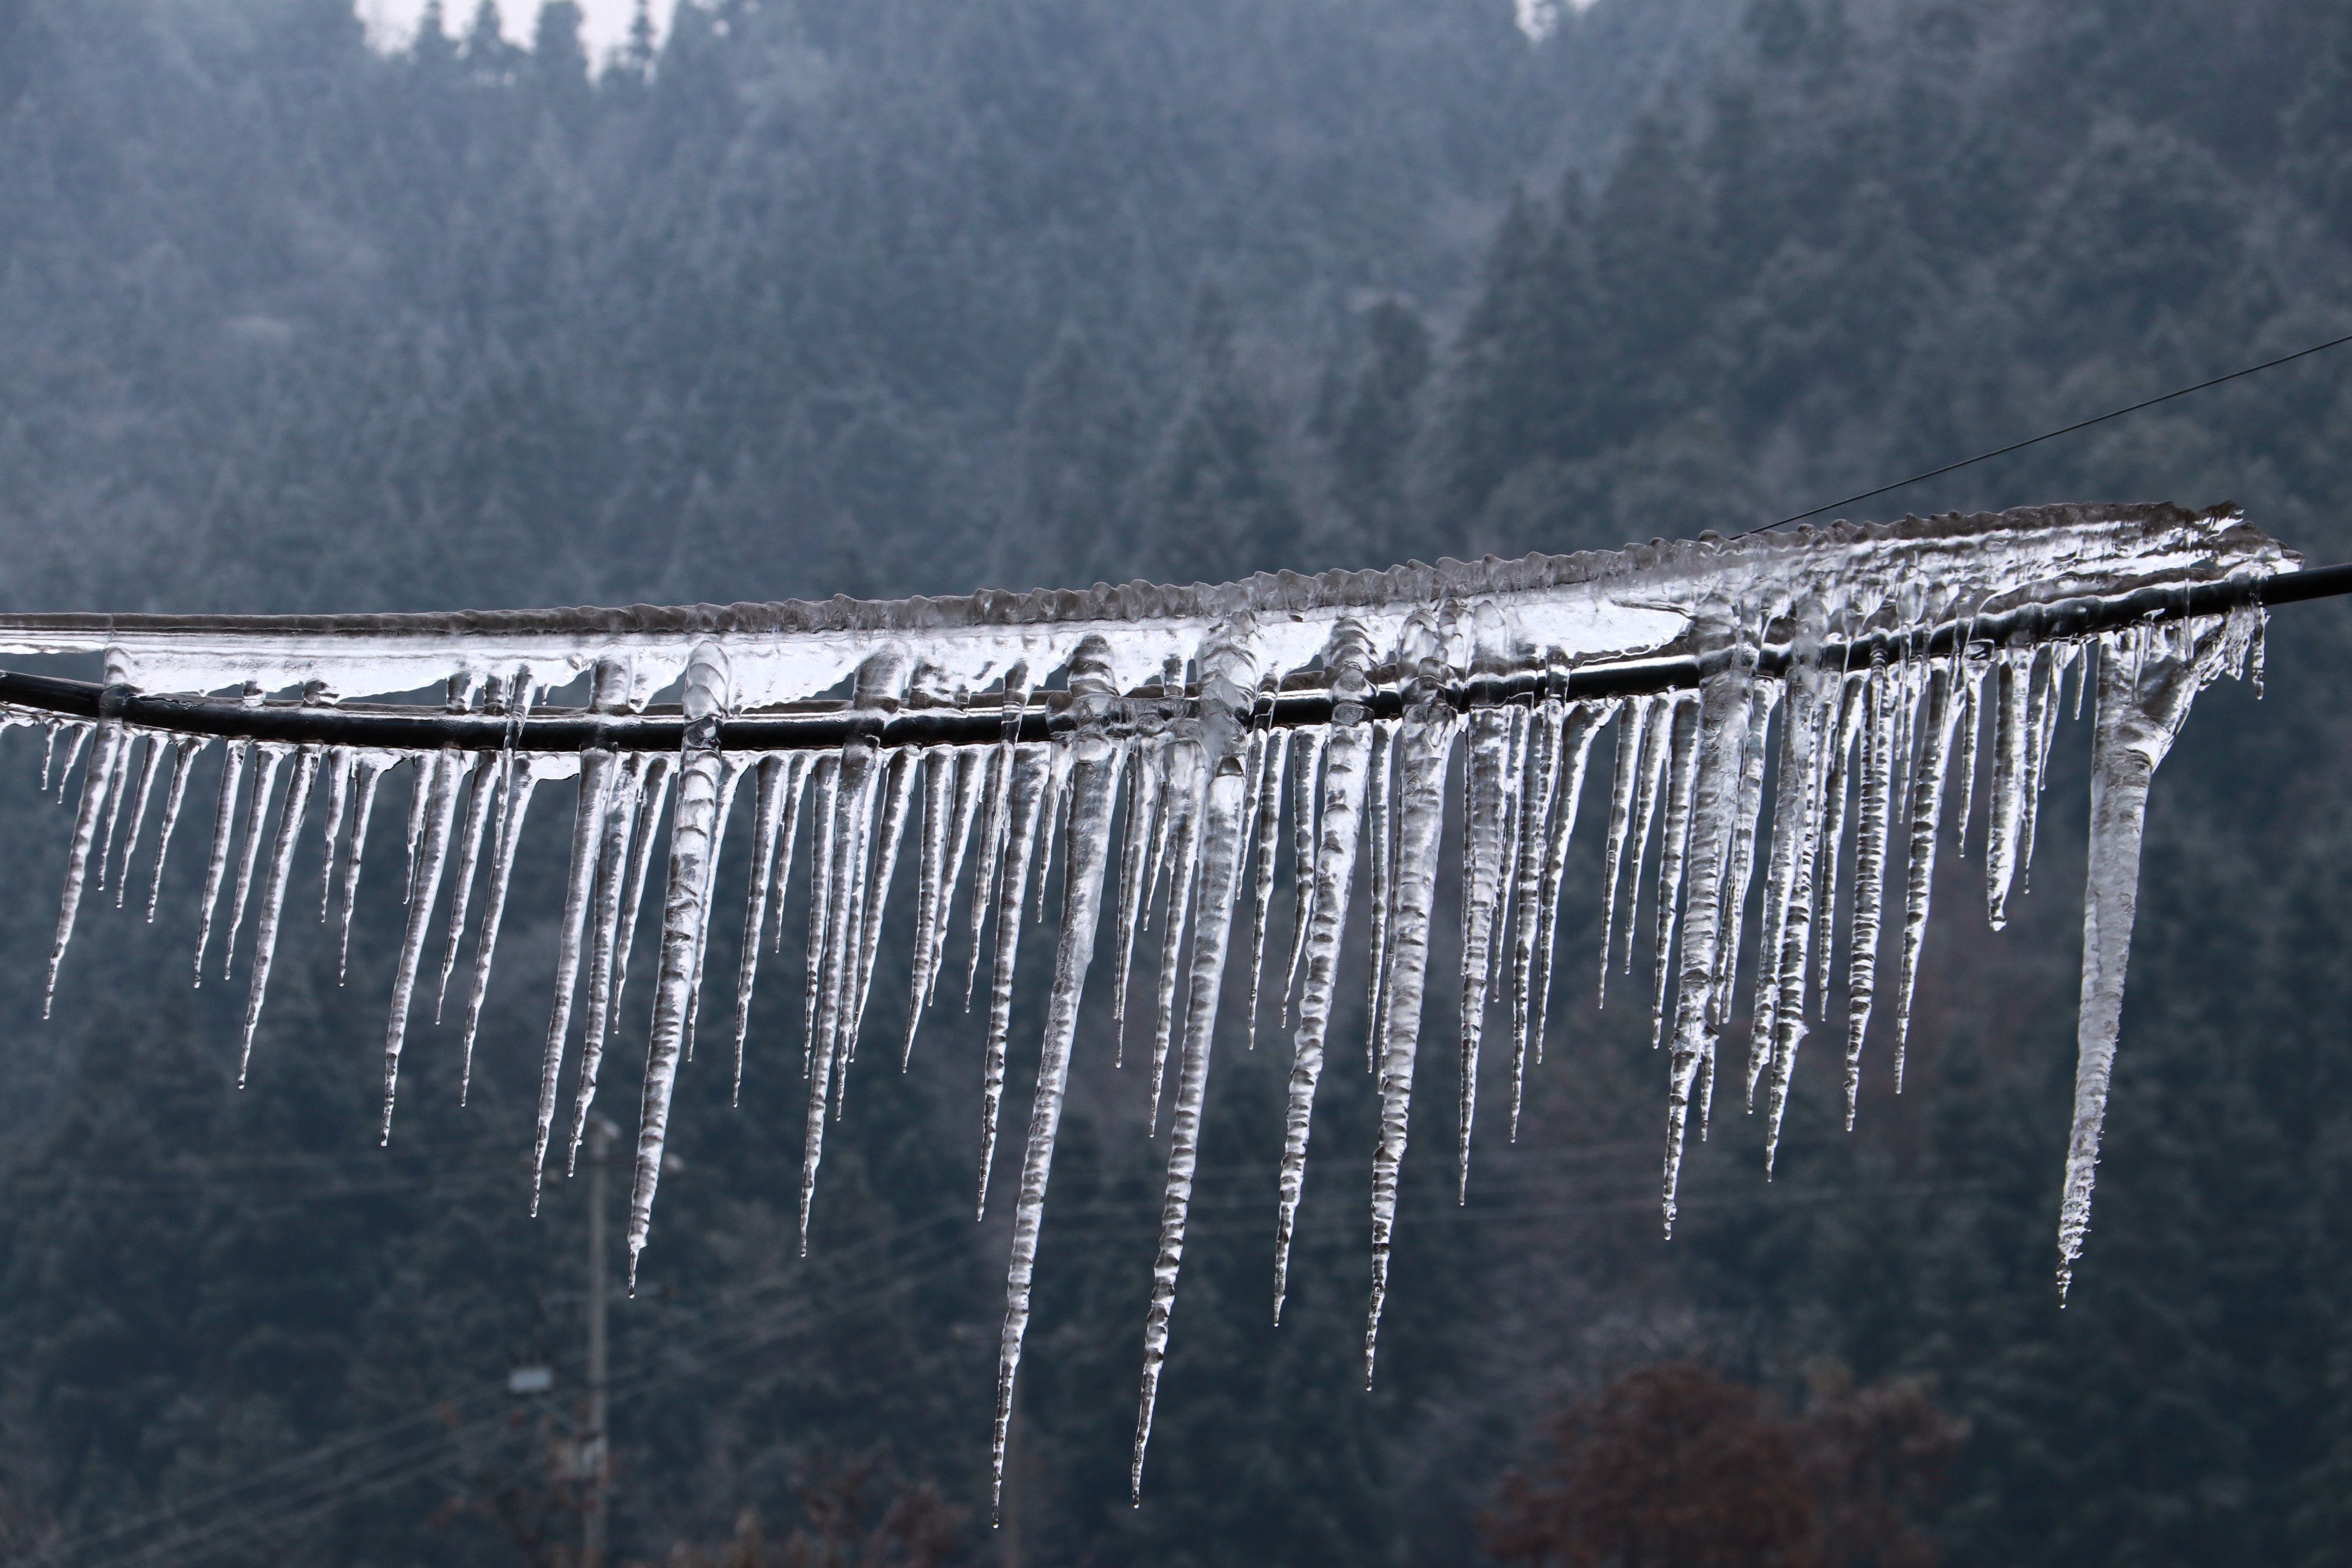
0;1;2348;1564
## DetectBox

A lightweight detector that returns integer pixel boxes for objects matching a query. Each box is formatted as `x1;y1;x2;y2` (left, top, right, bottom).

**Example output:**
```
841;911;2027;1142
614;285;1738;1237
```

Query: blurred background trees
0;0;2348;1563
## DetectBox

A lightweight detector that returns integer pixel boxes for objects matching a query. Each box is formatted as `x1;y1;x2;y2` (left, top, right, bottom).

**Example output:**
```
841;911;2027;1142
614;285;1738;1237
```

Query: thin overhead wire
1737;327;2352;538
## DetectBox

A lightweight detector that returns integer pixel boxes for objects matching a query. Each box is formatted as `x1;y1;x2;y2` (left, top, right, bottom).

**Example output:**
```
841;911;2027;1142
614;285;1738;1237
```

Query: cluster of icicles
5;507;2283;1514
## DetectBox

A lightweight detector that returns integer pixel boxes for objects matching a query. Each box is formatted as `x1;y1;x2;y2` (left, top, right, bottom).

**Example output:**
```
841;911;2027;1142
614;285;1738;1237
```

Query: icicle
53;722;90;800
1645;697;1702;1053
1748;670;1815;1104
1273;620;1374;1319
401;751;429;904
1363;718;1397;1071
1618;695;1672;978
435;749;502;1021
1661;636;1756;1237
44;716;127;1017
1840;661;1896;1128
733;755;792;1101
2018;643;2062;894
566;754;648;1172
966;664;1030;1005
1984;643;2030;929
237;746;320;1082
976;744;1053;1215
1505;698;1562;1138
191;740;251;988
113;731;166;908
1707;681;1779;1108
1364;671;1460;1388
531;662;629;1211
1243;726;1291;1048
1146;739;1206;1128
802;736;879;1244
992;636;1124;1519
931;744;985;985
145;737;206;922
1954;641;1989;857
1892;662;1962;1091
1596;695;1648;1005
1455;705;1513;1200
609;753;674;1022
681;756;749;1066
380;750;464;1144
803;754;842;1056
818;740;880;1119
900;749;953;1069
338;757;387;982
848;745;921;1047
459;762;542;1105
221;746;286;978
1130;625;1257;1502
1763;678;1836;1174
1809;672;1867;1014
315;747;352;921
94;731;138;892
2060;626;2217;1299
1279;724;1328;1010
1489;704;1528;986
1531;703;1606;1069
1112;735;1165;1065
628;642;735;1290
38;723;57;792
1032;743;1066;927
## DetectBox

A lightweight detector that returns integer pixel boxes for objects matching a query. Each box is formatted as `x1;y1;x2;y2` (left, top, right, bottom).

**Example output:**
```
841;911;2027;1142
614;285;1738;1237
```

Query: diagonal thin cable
1737;327;2352;537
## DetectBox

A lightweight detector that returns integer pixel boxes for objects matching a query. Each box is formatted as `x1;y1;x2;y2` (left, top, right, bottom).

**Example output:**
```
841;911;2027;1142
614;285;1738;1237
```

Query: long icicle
1147;740;1207;1128
976;744;1053;1216
314;746;352;922
44;716;126;1017
1130;626;1257;1502
1646;697;1702;1053
2060;628;2213;1299
930;743;985;992
992;637;1123;1520
1596;695;1648;1005
145;738;206;923
1985;643;2031;929
1363;718;1397;1072
1892;660;1962;1092
1841;660;1897;1128
1661;639;1756;1238
459;761;543;1105
966;665;1028;1007
732;754;790;1102
803;754;842;1059
1531;704;1606;1069
1618;694;1672;978
237;746;320;1082
191;740;251;988
531;663;629;1211
1364;679;1460;1389
1279;724;1328;1012
1456;705;1513;1200
1273;622;1375;1319
113;731;166;909
221;745;286;979
567;754;648;1172
1242;726;1291;1048
2015;643;2059;894
1704;681;1780;1139
338;757;387;982
1112;735;1165;1067
628;642;734;1291
1764;675;1837;1174
801;736;876;1249
608;752;674;1023
435;747;502;1021
900;748;954;1069
381;750;463;1145
1809;671;1868;1014
94;731;138;893
849;746;922;1046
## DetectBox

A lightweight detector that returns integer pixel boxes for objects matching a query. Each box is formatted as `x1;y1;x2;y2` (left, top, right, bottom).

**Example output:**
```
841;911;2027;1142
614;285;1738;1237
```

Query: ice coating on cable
0;502;2289;1489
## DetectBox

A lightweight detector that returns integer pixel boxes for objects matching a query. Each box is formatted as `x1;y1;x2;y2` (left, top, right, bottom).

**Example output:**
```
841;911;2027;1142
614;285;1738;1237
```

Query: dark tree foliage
0;0;2349;1564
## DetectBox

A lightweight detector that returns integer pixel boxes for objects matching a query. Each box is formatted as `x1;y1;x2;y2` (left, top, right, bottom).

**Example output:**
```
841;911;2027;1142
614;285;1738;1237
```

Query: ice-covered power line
0;501;2298;1512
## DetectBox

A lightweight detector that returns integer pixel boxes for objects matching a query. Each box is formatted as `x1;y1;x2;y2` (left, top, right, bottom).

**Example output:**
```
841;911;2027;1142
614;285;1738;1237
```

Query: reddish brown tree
1484;1364;1960;1568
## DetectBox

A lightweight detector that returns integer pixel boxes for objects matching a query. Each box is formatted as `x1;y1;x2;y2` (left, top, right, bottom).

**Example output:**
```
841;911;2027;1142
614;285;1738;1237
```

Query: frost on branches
0;501;2291;1505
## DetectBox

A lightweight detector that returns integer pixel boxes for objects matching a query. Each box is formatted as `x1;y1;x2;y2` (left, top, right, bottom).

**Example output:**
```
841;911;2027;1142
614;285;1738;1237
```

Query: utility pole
584;1115;618;1568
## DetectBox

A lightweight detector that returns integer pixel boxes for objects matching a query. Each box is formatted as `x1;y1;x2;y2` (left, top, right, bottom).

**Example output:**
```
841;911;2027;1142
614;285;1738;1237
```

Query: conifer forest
0;1;2349;1564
